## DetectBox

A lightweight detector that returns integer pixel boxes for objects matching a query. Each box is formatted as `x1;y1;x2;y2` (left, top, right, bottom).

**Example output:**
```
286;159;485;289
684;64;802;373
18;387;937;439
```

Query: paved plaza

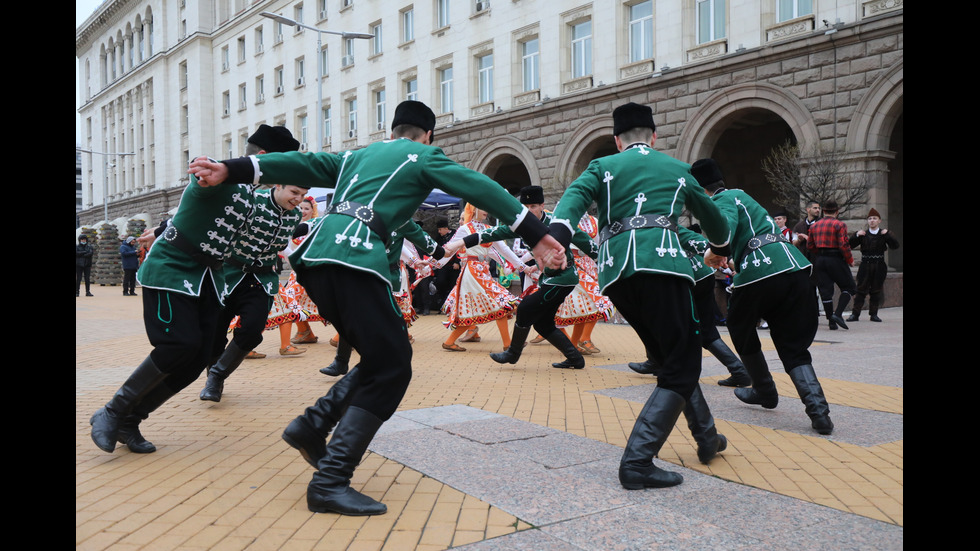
77;291;902;550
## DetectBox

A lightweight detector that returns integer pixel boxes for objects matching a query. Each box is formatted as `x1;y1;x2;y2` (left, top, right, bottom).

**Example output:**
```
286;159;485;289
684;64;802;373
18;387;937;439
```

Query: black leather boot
283;368;361;468
706;339;751;387
733;350;778;409
683;385;727;464
307;406;388;515
628;358;661;376
117;380;179;453
321;338;352;376
619;387;686;489
822;300;837;329
787;364;834;435
490;325;531;364
200;341;250;402
831;293;851;330
847;296;864;322
546;330;585;369
90;356;168;453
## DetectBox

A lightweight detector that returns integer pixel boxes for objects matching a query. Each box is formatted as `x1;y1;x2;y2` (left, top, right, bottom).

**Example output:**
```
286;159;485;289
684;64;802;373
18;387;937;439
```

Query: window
319;45;329;77
294;3;304;29
777;0;812;22
439;66;453;114
239;83;247;110
521;38;539;92
237;36;246;62
477;53;493;103
179;19;186;39
322;105;332;145
256;75;265;103
275;22;284;44
275;66;285;94
138;25;145;61
375;89;386;130
347;98;358;136
697;0;725;43
342;38;354;67
402;7;415;42
571;21;592;78
318;0;328;20
296;57;306;86
299;115;309;147
629;1;653;61
436;0;450;28
406;78;418;100
255;26;264;53
221;45;230;71
222;91;231;116
371;22;383;55
179;61;188;90
224;137;233;160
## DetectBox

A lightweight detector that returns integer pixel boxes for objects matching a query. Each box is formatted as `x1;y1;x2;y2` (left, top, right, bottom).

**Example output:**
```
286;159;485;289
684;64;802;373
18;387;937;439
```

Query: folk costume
807;202;856;330
217;100;552;516
481;186;599;369
199;182;306;402
91;169;257;455
549;103;732;490
695;158;833;436
555;213;613;354
321;219;447;377
628;225;751;388
847;209;899;322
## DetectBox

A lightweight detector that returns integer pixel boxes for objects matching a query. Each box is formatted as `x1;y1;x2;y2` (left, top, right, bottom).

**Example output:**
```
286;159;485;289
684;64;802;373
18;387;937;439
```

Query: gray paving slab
372;405;903;550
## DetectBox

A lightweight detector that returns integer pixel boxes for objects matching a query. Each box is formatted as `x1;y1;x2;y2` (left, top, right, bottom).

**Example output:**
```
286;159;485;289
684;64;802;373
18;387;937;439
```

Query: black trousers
604;274;702;400
854;260;887;308
122;269;137;295
76;265;92;293
210;277;274;361
514;282;574;335
727;270;817;369
297;265;412;421
813;254;856;303
142;282;223;393
693;277;721;345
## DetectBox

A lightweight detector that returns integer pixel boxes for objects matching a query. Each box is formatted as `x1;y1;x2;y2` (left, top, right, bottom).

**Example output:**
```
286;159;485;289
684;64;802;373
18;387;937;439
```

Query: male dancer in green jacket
189;100;565;516
699;158;834;435
549;102;732;490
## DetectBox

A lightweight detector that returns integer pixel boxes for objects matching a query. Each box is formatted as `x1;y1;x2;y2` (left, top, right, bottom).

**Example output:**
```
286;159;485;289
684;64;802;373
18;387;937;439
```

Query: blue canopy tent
419;189;462;210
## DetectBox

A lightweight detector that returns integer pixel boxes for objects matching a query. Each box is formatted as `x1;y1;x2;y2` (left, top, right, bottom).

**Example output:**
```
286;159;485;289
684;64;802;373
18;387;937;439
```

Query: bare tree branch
762;141;873;219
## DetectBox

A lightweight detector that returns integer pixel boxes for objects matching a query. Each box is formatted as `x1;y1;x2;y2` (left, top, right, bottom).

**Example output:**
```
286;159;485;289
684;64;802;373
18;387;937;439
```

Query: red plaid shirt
807;217;853;265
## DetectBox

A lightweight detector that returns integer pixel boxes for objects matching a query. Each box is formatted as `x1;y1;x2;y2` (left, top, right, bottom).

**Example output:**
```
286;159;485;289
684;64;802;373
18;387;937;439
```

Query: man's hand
704;250;729;271
137;227;157;247
188;157;229;188
532;235;566;271
856;230;866;237
443;239;465;257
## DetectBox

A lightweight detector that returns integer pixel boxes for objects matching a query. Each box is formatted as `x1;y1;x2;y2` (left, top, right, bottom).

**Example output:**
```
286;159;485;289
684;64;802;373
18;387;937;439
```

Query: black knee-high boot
199;341;250;402
619;387;686;489
706;339;751;387
90;357;168;453
733;350;779;409
546;329;585;369
117;379;179;453
628;356;661;376
321;338;353;376
283;367;361;467
307;406;387;516
787;364;834;435
683;385;727;464
832;292;851;330
489;325;531;364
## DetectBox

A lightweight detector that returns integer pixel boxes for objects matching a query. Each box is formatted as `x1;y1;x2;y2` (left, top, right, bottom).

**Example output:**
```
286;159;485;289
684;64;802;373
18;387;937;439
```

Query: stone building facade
77;0;903;289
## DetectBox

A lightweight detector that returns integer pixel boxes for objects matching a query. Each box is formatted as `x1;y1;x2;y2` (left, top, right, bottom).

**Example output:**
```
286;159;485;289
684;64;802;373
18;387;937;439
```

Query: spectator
76;234;95;297
120;236;140;296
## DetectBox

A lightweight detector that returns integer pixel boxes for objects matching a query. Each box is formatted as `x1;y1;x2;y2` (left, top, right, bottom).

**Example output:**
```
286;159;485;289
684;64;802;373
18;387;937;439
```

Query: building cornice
76;0;136;53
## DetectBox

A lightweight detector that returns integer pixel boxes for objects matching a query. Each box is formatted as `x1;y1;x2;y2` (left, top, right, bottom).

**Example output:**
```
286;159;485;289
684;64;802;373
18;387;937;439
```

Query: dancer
556;212;612;355
438;204;526;352
189;100;565;516
549;102;732;489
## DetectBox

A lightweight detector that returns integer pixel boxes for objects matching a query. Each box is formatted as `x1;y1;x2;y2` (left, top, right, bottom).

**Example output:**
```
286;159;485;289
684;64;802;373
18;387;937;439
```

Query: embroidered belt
598;214;677;245
862;254;885;260
741;233;790;262
224;256;276;274
162;225;223;271
326;201;388;244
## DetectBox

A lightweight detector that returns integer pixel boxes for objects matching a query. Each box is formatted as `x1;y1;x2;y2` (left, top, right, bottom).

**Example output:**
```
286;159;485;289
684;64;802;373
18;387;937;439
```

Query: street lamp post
77;148;136;221
260;12;374;153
